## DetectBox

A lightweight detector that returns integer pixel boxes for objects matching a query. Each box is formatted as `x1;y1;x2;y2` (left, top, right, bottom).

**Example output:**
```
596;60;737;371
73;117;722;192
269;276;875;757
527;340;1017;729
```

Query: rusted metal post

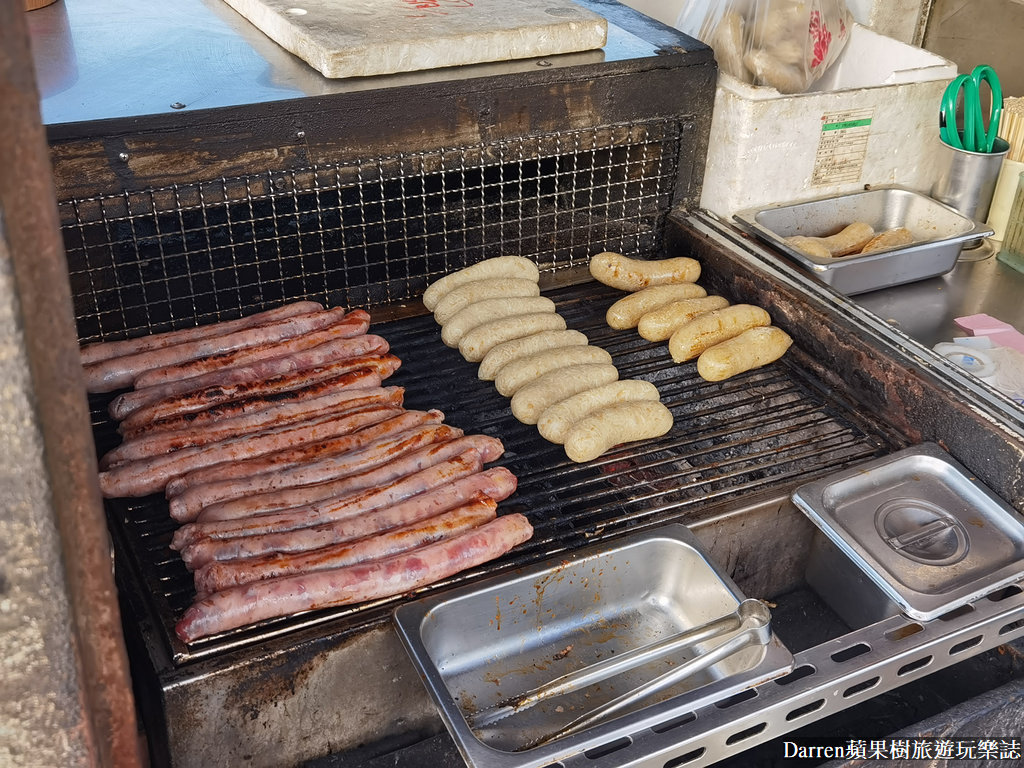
0;1;143;765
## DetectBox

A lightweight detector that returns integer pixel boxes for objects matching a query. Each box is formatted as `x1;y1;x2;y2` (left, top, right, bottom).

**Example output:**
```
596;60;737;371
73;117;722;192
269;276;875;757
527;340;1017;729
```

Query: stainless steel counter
27;0;666;126
855;246;1024;351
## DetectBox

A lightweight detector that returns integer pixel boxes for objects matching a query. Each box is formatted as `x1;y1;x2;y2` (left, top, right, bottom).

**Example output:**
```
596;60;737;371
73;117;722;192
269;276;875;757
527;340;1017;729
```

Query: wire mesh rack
61;119;682;344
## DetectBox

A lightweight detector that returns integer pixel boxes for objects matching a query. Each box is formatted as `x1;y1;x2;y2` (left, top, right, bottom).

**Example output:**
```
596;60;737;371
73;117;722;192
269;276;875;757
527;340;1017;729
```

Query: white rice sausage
478;329;589;381
458;312;567;363
440;296;556;348
422;256;539;310
432;278;541;324
590;252;701;291
494;345;613;397
537;379;662;444
563;400;674;462
510;363;619;425
667;304;771;363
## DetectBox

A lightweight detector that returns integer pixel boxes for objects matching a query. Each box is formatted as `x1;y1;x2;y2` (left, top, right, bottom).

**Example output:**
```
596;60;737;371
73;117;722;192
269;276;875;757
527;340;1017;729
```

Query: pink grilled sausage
178;467;518;570
196;434;504;522
109;333;389;420
99;404;405;500
193;496;499;595
170;450;485;548
101;384;402;469
84;306;352;393
132;309;370;388
114;352;400;429
79;301;323;366
169;422;462;521
120;372;393;440
175;513;534;642
164;408;445;496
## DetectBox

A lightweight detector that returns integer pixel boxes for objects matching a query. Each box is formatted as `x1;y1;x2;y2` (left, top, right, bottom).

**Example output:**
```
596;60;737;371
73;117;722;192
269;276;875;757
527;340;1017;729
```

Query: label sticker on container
811;108;874;186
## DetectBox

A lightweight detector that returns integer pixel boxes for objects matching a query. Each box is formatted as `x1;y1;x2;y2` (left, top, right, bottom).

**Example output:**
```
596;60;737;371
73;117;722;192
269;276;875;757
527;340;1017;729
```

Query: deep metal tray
793;442;1024;621
733;186;993;295
394;524;794;768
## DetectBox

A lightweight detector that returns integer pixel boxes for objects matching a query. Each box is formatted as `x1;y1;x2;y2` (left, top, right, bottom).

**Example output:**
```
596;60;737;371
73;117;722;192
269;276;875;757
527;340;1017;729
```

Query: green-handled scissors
939;65;1003;153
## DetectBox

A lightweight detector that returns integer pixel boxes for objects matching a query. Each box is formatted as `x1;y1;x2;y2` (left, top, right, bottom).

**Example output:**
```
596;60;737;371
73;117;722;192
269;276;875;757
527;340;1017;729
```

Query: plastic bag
676;0;853;94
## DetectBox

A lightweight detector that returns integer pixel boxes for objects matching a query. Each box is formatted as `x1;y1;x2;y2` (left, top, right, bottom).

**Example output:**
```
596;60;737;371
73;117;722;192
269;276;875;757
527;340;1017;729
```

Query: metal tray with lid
733;186;993;295
393;523;794;768
792;442;1024;621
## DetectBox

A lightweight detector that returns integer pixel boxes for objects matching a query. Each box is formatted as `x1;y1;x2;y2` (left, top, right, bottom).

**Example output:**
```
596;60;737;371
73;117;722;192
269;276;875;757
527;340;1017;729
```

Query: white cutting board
222;0;609;79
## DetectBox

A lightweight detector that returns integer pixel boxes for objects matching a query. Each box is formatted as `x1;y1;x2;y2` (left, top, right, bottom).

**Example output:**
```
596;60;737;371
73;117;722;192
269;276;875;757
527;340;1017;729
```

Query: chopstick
1000;97;1024;162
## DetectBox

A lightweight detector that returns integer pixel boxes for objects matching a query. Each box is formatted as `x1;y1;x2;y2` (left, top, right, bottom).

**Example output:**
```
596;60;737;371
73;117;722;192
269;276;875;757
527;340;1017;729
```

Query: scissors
939;65;1003;153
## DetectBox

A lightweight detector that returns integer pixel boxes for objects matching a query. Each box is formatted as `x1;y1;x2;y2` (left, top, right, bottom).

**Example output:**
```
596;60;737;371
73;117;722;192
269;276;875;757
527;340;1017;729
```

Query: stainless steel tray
733;186;993;295
393;524;794;768
793;442;1024;621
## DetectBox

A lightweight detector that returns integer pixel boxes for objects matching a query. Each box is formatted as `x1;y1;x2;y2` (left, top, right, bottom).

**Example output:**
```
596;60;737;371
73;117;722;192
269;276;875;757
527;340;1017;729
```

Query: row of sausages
422;256;675;463
591;252;793;380
82;301;533;643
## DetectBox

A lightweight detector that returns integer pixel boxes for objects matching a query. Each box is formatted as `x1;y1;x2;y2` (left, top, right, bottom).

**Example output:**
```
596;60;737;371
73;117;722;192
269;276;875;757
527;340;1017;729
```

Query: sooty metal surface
91;279;900;667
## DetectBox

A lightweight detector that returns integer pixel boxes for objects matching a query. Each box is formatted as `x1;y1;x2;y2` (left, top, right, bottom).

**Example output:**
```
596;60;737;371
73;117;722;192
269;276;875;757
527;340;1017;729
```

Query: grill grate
62;120;681;345
92;281;899;665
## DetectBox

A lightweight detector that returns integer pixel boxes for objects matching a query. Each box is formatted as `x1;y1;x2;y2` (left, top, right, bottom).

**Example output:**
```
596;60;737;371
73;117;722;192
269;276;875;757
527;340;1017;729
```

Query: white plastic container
698;24;956;218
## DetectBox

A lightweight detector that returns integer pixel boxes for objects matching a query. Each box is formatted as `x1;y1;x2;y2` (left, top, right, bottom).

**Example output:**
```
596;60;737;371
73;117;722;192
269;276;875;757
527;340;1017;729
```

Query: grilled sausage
79;301;323;366
696;326;793;382
175;513;534;642
170;450;485;548
667;305;771;363
605;284;708;330
477;329;589;381
102;385;403;468
115;352;400;430
510;363;619;425
178;467;518;570
458;312;567;363
168;423;461;520
109;334;390;420
440;297;557;347
119;373;394;440
589;252;701;291
193;497;499;595
432;278;541;324
84;306;351;393
133;309;370;388
636;296;731;342
196;435;504;522
563;400;674;462
422;256;539;311
537;379;662;444
100;404;405;500
164;408;444;495
494;345;614;397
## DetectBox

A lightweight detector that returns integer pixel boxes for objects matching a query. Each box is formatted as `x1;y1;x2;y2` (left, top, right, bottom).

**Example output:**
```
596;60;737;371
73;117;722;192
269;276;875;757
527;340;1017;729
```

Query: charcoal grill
38;2;1024;766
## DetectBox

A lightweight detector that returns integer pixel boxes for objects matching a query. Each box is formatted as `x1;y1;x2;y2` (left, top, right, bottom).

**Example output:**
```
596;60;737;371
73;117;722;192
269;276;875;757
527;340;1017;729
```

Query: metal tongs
468;598;772;738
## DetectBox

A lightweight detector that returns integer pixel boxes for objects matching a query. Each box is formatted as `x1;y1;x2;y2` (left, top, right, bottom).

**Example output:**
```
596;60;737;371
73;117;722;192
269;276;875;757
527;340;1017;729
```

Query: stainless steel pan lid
792;442;1024;621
